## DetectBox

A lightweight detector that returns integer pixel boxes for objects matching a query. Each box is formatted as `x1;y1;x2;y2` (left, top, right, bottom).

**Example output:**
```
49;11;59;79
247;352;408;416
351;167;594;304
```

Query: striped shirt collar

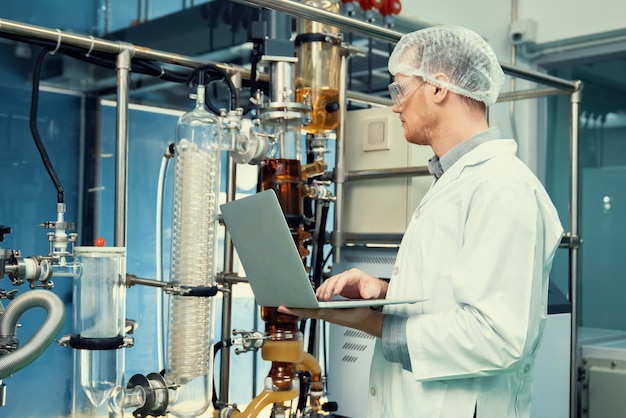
427;127;501;179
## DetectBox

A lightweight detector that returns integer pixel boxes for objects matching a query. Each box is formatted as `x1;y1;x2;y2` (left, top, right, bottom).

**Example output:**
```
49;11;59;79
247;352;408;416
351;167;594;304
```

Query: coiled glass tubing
167;83;220;404
168;141;217;384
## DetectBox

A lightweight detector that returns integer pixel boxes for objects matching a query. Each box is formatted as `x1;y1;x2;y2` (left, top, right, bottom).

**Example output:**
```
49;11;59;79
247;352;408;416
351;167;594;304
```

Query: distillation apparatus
60;67;239;418
0;1;587;417
118;21;341;413
0;0;387;416
163;73;225;418
213;3;342;417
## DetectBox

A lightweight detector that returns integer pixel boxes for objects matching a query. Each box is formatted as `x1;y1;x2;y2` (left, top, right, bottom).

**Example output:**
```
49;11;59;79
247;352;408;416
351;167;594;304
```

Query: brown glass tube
260;158;309;391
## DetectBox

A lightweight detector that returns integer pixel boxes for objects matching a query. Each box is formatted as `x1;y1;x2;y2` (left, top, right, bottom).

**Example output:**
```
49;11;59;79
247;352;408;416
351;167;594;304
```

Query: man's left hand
277;305;384;338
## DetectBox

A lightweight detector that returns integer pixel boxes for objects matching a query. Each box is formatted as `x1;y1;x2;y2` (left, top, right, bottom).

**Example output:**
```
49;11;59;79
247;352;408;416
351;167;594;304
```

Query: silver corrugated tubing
0;290;66;378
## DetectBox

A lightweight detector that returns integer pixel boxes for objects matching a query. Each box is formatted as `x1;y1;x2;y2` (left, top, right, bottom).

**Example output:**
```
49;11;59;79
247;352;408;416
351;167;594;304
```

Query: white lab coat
368;139;563;418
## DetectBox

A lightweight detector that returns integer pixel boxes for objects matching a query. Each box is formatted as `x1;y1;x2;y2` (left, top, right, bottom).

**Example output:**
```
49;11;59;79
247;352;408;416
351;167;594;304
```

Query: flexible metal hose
0;290;66;378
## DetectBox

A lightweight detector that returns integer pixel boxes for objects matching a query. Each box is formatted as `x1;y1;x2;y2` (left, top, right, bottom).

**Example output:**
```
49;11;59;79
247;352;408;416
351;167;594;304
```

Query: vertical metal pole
569;81;582;418
137;0;143;24
219;156;237;404
114;46;134;247
145;0;151;22
96;0;110;36
333;51;348;263
77;95;86;243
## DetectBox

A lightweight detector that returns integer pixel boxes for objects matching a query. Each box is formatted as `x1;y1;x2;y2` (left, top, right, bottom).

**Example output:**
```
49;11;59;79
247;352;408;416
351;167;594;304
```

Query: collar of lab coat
418;139;518;209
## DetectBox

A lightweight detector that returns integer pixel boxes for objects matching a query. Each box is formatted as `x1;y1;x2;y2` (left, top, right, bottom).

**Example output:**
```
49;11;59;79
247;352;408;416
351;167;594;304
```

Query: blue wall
1;3;95;417
2;0;100;33
0;85;82;416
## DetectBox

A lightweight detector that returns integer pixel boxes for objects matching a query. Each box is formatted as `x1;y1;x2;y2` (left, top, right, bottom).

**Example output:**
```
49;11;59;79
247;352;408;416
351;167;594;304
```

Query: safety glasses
388;77;422;107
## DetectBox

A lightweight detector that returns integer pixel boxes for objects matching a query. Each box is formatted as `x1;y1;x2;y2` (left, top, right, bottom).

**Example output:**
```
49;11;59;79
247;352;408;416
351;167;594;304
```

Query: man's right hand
316;268;388;301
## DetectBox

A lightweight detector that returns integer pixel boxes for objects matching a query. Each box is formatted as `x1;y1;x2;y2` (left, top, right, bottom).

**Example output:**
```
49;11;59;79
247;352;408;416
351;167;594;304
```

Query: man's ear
432;72;450;104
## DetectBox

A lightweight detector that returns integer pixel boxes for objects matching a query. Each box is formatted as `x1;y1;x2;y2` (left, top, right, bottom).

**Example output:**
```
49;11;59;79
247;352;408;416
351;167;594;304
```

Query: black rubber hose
307;202;330;356
30;48;65;204
212;339;232;409
296;370;311;413
187;64;237;115
241;42;261;115
4;31;196;85
312;203;329;288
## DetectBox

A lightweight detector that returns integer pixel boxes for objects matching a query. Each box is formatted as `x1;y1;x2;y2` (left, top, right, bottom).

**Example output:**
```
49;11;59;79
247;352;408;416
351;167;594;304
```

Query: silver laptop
220;190;422;309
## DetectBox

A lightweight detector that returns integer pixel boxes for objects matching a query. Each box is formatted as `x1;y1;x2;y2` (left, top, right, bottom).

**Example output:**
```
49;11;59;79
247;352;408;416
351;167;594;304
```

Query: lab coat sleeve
382;314;412;371
406;182;557;381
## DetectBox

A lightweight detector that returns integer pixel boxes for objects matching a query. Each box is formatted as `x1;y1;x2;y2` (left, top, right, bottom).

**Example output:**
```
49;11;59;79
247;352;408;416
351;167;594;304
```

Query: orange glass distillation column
242;4;334;413
292;1;342;411
259;159;309;400
257;44;315;415
256;159;325;416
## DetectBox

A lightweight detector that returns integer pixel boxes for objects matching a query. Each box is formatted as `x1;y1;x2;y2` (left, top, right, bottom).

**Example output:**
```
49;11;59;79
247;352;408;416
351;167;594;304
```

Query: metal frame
0;3;583;415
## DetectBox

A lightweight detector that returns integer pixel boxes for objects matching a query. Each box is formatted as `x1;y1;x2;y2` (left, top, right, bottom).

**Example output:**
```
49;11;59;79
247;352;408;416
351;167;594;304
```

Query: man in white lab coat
279;25;564;418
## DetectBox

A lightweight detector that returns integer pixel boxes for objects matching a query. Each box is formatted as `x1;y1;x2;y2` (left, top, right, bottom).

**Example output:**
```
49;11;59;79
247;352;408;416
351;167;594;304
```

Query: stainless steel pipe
347;166;431;181
114;46;133;248
229;0;579;92
0;17;251;78
333;50;349;263
219;155;239;403
568;81;583;418
496;87;571;103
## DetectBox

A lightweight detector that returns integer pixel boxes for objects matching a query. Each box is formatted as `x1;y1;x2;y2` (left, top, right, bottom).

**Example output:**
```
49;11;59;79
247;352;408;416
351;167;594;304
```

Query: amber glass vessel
259;158;310;391
295;0;342;134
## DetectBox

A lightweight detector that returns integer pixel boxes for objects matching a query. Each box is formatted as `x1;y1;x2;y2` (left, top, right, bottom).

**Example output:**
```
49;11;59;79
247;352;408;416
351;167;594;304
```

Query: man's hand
277;305;384;338
316;268;388;301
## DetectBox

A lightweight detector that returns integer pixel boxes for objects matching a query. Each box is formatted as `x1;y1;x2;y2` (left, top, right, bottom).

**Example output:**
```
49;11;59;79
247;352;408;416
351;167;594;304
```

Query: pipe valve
231;329;267;354
43;203;77;258
1;250;53;288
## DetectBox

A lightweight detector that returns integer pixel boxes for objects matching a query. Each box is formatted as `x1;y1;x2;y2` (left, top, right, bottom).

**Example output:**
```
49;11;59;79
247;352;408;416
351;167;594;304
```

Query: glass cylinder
260;59;305;161
71;246;126;418
166;84;220;418
296;0;342;134
297;0;340;34
261;159;303;227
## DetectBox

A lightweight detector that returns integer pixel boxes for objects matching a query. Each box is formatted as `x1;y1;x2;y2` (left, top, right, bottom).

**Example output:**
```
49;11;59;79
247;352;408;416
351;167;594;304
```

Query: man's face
390;74;434;147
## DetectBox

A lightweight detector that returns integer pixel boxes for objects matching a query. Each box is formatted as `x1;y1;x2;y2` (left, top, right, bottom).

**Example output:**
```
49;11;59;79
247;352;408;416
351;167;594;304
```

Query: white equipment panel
580;331;626;418
342;106;432;235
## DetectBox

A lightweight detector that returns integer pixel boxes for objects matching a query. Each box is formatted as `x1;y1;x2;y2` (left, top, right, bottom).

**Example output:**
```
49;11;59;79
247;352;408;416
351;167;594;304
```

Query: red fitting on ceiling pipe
356;0;377;22
378;0;401;27
379;0;402;17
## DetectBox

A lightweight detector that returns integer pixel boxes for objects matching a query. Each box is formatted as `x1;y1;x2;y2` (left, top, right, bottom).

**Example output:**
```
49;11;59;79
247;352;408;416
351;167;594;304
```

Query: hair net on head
388;25;505;106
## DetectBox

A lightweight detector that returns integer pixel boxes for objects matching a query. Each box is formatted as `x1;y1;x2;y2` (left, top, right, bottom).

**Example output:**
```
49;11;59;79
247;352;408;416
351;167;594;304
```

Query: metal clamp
127;372;169;418
0;336;19;355
231;329;267;355
560;233;582;249
164;284;219;297
58;334;134;350
0;289;18;300
2;253;53;287
304;181;335;201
